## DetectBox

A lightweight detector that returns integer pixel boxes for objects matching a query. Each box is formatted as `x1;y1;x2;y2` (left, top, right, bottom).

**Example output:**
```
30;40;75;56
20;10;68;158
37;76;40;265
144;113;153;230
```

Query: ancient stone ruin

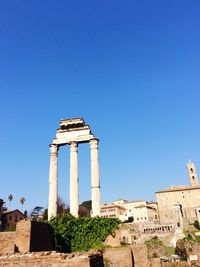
48;117;101;220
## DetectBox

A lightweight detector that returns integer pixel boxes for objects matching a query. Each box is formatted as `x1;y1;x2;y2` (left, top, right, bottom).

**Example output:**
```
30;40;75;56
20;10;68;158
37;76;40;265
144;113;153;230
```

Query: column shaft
70;142;79;217
90;139;101;217
48;144;59;220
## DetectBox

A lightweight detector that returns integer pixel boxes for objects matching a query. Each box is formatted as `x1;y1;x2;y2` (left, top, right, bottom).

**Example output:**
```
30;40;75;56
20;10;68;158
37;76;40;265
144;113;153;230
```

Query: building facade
100;199;159;224
100;204;126;221
2;209;25;231
156;161;200;227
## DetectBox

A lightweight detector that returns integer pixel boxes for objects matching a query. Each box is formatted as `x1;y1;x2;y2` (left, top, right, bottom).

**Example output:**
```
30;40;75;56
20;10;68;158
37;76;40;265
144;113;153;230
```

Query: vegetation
20;197;25;211
57;196;68;215
183;231;200;243
80;200;92;211
194;220;200;230
145;236;163;249
78;200;92;217
166;246;175;256
49;213;120;252
8;194;13;209
7;224;16;231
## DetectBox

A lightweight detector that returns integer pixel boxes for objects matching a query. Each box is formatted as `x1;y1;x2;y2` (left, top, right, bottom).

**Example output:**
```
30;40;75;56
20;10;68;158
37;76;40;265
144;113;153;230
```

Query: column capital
90;138;99;149
49;144;59;154
70;141;78;152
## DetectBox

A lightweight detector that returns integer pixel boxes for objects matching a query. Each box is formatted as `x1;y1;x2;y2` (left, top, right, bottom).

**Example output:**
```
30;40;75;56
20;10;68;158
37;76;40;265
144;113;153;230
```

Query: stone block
103;247;133;267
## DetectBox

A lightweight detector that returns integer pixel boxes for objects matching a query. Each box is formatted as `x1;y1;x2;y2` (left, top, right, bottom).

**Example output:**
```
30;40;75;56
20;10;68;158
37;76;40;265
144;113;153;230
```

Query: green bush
49;213;120;252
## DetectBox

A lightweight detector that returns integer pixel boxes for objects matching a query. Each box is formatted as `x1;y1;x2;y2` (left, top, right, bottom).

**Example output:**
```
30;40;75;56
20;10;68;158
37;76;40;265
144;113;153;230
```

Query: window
191;168;194;173
192;176;195;180
9;216;12;221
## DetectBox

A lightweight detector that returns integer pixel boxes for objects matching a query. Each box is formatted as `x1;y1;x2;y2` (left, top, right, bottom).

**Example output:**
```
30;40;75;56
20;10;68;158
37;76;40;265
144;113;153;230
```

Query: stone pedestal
48;144;59;220
70;142;79;217
90;139;101;217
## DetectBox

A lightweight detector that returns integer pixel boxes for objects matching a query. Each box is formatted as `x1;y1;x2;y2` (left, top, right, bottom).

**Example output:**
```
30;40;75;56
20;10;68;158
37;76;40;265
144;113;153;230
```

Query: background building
2;209;25;231
100;204;126;221
100;199;159;224
156;161;200;227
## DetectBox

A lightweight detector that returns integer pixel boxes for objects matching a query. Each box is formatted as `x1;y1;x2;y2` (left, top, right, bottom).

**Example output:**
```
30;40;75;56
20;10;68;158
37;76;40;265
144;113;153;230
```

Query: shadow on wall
89;255;104;267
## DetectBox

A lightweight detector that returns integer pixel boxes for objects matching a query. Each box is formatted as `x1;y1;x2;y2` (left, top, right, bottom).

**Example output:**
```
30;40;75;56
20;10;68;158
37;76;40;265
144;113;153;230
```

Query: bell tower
187;160;199;186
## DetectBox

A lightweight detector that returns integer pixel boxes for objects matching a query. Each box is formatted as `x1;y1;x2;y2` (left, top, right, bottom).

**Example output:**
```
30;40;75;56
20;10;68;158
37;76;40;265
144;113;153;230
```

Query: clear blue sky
1;1;200;213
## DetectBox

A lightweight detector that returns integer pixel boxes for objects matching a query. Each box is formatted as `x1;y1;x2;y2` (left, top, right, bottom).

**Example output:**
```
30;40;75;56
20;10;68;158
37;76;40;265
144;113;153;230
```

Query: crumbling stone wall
161;263;188;267
131;244;150;267
103;247;133;267
0;220;53;255
0;232;15;255
0;251;104;267
176;238;200;266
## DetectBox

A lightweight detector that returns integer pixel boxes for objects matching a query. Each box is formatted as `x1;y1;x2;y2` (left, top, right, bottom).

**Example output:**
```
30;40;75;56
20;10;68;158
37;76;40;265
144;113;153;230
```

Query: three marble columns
48;138;100;220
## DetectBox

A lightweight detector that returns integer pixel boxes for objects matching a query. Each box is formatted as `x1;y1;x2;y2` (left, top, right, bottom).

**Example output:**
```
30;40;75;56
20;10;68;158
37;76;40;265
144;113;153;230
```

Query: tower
187;160;199;186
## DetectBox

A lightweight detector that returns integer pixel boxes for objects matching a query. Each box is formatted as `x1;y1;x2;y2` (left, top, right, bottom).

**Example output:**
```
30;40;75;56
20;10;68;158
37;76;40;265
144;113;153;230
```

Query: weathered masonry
48;117;101;220
156;161;200;227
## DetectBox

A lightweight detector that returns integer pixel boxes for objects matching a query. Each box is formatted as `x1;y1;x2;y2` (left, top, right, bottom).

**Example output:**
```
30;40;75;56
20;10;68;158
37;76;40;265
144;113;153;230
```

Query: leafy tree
78;205;90;217
80;200;92;211
78;200;92;217
57;196;68;216
42;209;48;221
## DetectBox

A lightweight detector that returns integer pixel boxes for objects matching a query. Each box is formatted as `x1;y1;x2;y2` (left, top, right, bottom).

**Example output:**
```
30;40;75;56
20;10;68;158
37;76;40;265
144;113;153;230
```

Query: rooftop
156;185;200;194
2;209;25;216
101;204;126;210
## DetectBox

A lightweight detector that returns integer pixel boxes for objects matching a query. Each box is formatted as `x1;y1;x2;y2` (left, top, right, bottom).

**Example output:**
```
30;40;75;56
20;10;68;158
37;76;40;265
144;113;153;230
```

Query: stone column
70;142;79;217
48;144;59;221
90;138;101;217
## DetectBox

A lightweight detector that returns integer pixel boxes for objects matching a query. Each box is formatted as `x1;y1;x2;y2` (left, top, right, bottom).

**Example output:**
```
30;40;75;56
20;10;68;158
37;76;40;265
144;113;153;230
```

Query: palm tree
20;197;25;212
8;194;13;210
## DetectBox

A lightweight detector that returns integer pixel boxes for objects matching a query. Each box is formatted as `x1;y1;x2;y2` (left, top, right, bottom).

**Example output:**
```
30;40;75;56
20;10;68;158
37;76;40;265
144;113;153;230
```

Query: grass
166;246;175;256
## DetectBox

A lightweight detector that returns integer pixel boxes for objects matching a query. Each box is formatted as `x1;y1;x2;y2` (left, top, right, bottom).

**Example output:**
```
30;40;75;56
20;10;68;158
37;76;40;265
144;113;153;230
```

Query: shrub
49;213;120;252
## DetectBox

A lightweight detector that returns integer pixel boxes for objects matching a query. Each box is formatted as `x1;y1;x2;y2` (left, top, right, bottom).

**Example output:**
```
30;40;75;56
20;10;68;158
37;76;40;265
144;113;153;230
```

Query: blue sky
0;1;200;213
